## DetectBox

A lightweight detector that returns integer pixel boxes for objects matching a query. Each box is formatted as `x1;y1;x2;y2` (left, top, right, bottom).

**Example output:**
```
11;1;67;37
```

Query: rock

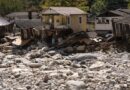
3;46;13;51
0;64;9;68
27;63;42;68
69;73;79;79
89;61;105;70
26;85;31;90
76;45;86;52
43;75;49;83
0;52;5;57
42;47;49;52
37;42;44;48
48;50;56;56
4;55;16;59
82;39;94;45
52;54;62;60
65;47;74;53
22;58;32;65
66;80;86;90
15;58;23;63
16;87;26;90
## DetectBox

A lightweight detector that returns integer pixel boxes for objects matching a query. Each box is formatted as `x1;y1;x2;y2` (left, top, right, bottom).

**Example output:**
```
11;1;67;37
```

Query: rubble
0;31;129;89
0;43;129;90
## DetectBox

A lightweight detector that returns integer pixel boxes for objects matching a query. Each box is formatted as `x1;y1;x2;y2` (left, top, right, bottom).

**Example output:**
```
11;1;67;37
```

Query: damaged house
0;17;12;38
95;9;130;35
6;11;40;20
112;16;130;40
41;7;87;45
42;7;87;32
7;7;87;46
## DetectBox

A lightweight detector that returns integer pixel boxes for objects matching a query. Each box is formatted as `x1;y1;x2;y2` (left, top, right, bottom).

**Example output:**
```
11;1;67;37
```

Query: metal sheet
0;17;10;26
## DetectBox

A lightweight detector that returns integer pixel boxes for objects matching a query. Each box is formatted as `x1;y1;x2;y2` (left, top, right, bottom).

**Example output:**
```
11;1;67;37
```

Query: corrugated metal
0;17;10;26
15;19;43;30
6;12;39;19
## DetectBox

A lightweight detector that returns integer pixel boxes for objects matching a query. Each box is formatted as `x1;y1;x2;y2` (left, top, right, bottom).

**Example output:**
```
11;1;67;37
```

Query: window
79;17;82;24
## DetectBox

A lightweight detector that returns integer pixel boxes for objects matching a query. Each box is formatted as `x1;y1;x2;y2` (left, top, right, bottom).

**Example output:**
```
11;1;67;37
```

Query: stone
16;87;26;90
21;58;31;65
48;50;56;56
0;52;5;57
76;45;86;52
66;80;86;90
0;64;8;68
15;58;22;63
65;47;74;53
52;54;62;60
69;73;79;79
4;55;16;59
89;61;105;70
27;63;42;68
37;42;44;48
42;47;49;52
43;75;49;83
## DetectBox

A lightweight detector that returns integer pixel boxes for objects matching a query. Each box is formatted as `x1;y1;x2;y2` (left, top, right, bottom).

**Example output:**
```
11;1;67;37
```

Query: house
6;11;39;20
14;19;45;40
112;16;130;40
12;19;46;46
95;9;130;35
42;7;87;33
0;17;12;38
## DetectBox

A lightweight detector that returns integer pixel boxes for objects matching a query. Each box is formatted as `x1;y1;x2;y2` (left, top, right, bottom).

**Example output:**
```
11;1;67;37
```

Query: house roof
98;9;130;17
114;16;130;24
6;12;39;19
0;17;10;26
42;7;86;16
15;19;43;30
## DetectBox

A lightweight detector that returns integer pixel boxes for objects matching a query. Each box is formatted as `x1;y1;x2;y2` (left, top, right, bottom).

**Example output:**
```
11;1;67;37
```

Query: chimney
28;10;32;19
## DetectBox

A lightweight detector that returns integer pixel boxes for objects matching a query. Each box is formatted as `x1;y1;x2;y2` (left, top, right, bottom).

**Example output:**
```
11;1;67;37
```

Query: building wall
95;17;123;31
42;14;87;32
53;15;67;28
70;15;87;32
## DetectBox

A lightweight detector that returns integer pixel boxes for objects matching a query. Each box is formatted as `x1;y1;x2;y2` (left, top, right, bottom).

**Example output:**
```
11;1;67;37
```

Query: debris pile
0;43;129;90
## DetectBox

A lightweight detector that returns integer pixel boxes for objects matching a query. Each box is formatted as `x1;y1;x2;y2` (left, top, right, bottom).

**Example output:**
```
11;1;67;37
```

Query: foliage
0;0;25;15
0;0;129;16
41;0;89;11
91;0;129;15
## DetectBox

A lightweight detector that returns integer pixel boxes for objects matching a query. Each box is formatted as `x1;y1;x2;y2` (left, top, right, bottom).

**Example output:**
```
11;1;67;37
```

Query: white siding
95;17;123;31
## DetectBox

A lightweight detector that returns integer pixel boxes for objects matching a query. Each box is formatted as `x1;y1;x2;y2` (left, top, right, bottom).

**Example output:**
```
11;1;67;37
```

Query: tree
91;0;107;15
0;0;25;15
91;0;129;15
41;0;89;11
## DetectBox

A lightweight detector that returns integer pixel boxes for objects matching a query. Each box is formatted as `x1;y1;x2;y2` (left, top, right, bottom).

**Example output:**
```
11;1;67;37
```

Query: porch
42;14;71;30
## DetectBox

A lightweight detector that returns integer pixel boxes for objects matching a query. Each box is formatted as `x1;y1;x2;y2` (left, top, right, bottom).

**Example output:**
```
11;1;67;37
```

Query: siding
71;15;87;32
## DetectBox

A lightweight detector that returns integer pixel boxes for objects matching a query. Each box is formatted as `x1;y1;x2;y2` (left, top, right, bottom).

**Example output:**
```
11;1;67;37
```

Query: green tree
0;0;25;15
91;0;107;15
41;0;89;11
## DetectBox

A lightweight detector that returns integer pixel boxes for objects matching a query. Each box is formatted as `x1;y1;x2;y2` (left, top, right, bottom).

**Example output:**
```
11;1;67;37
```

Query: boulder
27;63;42;68
76;45;86;52
89;61;105;70
42;47;49;52
65;47;74;53
66;80;86;90
52;54;62;60
48;50;57;56
0;64;9;68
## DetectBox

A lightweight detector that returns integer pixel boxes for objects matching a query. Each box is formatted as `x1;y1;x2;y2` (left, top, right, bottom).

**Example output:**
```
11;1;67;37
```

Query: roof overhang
42;7;87;16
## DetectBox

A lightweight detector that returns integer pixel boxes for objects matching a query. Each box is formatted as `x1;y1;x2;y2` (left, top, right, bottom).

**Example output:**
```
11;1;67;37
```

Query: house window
79;17;82;24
